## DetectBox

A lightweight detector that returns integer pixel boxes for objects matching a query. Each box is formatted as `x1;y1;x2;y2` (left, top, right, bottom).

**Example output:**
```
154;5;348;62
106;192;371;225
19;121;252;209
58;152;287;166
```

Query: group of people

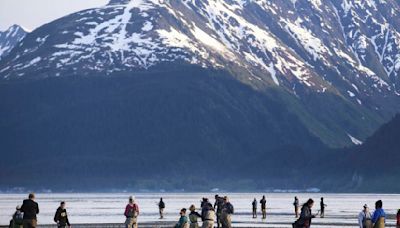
9;193;70;228
8;193;400;228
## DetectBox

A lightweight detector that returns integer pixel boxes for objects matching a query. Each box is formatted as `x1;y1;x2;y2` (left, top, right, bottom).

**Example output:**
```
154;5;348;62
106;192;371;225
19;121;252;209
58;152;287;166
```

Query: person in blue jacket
371;200;385;228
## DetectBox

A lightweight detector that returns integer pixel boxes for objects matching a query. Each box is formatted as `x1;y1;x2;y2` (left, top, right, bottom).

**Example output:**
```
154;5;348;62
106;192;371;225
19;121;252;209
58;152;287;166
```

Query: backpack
127;205;138;218
13;211;23;225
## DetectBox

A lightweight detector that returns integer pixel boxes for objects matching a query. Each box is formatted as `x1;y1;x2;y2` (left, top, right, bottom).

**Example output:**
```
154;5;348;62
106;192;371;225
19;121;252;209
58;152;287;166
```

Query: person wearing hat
11;205;23;228
175;208;189;228
189;205;201;228
358;204;372;228
124;196;139;228
221;196;234;228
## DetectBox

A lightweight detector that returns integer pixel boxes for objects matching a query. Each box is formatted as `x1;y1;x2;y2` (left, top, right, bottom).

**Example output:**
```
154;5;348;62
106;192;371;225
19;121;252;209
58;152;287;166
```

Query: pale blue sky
0;0;108;31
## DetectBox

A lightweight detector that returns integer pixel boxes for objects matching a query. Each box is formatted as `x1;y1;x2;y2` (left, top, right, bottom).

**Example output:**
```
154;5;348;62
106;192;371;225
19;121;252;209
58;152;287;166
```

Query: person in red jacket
124;196;139;228
396;209;400;228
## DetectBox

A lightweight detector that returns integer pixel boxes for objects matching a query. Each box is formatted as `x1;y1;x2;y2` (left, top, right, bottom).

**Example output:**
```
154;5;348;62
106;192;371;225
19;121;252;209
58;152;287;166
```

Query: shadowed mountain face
0;0;400;191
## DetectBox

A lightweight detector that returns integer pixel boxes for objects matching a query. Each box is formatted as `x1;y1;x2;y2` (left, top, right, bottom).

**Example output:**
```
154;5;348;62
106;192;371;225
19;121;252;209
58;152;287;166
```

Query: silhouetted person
214;195;224;228
294;197;299;218
175;208;189;228
293;198;316;228
260;195;267;219
221;196;234;228
189;205;201;228
158;198;165;219
54;202;70;228
11;205;23;228
21;193;39;228
124;196;139;228
320;197;327;218
358;204;372;228
252;198;257;218
396;209;400;228
371;200;385;228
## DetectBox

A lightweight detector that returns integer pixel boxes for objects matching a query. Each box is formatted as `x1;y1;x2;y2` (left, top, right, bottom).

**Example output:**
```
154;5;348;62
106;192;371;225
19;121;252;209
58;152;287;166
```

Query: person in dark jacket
11;205;23;228
201;198;215;228
294;197;300;218
320;198;327;218
158;198;165;219
21;193;39;228
260;195;267;219
396;209;400;228
293;198;316;228
252;198;257;218
214;195;224;228
54;202;71;228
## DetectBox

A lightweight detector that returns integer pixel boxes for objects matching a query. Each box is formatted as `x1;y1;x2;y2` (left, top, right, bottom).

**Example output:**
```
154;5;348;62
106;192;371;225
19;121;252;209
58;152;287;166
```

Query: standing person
260;195;267;220
188;205;201;228
320;198;327;218
252;198;257;218
358;204;372;228
294;197;300;218
124;196;139;228
21;193;39;228
201;198;215;228
221;196;234;228
54;202;71;228
371;200;385;228
293;198;316;228
396;209;400;228
11;206;24;228
175;208;189;228
158;198;165;219
214;195;224;228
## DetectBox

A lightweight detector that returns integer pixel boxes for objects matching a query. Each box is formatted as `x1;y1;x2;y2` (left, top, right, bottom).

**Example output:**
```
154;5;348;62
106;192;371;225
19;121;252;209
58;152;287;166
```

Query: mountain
0;0;400;191
0;24;28;60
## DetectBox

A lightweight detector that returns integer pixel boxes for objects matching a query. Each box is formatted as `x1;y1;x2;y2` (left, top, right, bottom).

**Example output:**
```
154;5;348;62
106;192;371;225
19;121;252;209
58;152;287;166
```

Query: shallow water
1;193;399;227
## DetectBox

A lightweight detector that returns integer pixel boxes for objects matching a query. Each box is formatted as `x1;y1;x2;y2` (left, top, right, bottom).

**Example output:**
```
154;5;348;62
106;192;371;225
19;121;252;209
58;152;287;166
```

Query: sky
0;0;108;31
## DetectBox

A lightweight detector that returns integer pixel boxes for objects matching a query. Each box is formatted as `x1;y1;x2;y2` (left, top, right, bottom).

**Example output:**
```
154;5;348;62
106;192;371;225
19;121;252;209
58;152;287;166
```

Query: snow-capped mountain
0;0;399;146
0;24;27;60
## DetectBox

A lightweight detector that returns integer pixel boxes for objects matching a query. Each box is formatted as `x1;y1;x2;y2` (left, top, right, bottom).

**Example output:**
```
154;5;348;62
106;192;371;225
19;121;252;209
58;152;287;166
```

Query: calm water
1;193;399;227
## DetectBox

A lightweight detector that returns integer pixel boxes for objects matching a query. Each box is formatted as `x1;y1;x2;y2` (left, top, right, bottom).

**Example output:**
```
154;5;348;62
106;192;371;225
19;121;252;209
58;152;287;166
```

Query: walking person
175;208;189;228
396;209;400;228
358;204;372;228
292;198;316;228
188;205;201;228
201;198;215;228
124;196;139;228
320;197;327;218
221;196;234;228
214;195;224;228
260;195;267;220
294;197;300;218
54;202;71;228
371;200;385;228
21;193;39;228
10;206;24;228
252;198;257;218
158;198;165;219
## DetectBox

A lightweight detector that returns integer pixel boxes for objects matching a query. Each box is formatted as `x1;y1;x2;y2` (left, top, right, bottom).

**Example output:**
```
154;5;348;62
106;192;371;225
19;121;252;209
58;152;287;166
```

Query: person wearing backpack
371;200;385;228
292;199;316;228
124;196;139;228
11;206;24;228
221;196;234;228
252;198;257;218
54;202;71;228
21;193;39;228
158;198;165;219
260;195;267;220
358;204;372;228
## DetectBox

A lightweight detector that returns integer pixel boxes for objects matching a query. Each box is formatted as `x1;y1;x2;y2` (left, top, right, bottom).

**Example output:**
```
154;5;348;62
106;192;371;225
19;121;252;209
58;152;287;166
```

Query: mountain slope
0;24;27;60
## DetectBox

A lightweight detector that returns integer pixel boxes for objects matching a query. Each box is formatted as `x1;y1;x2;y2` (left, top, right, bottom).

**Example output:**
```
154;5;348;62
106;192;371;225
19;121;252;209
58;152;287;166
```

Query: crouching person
124;196;139;228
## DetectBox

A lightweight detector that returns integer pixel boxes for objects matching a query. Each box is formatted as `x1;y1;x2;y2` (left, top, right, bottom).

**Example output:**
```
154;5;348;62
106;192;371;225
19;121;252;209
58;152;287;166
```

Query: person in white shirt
358;204;372;228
